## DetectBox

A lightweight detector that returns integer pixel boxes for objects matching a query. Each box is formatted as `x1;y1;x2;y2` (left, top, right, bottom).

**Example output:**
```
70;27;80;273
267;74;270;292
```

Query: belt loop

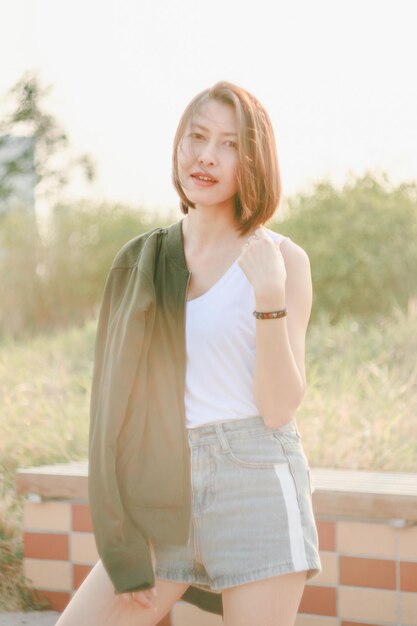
215;423;229;452
293;418;302;438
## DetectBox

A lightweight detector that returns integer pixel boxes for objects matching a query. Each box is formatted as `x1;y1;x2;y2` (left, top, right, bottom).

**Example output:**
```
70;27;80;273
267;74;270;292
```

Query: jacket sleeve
88;262;155;594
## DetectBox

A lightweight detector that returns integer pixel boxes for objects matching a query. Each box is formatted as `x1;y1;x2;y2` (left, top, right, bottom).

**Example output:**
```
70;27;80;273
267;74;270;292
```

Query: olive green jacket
88;219;223;616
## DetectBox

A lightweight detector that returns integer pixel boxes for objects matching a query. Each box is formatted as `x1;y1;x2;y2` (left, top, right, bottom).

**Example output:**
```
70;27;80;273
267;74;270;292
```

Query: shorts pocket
271;422;302;451
224;432;288;469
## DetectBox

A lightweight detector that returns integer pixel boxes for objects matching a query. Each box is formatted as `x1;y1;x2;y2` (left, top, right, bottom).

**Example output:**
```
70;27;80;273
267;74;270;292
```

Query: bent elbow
259;392;305;430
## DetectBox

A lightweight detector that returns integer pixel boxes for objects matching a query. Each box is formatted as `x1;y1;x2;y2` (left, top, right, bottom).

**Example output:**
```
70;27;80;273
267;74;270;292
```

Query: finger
139;597;157;611
245;234;259;246
145;588;158;609
131;591;156;610
254;226;267;237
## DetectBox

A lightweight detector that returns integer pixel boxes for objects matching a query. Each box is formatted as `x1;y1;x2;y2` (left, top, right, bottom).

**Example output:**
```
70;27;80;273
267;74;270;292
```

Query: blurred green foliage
41;201;169;327
272;171;417;324
0;201;169;337
1;170;417;337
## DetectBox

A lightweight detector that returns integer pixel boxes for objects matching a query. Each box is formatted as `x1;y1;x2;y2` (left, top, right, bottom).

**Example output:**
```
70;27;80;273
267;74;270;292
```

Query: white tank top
185;229;290;429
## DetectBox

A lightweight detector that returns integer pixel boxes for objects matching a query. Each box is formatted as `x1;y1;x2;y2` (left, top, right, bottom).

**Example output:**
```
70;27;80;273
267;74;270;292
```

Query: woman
56;81;321;626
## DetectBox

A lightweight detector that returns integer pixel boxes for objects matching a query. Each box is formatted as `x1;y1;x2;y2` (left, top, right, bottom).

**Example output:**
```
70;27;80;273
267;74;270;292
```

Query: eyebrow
190;123;237;137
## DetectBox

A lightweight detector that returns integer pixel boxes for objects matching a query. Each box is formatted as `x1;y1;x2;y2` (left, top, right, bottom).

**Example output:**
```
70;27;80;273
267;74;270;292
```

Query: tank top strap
265;229;291;247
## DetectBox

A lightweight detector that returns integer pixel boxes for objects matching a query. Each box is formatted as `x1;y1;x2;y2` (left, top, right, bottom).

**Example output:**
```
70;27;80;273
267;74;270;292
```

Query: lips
191;171;218;183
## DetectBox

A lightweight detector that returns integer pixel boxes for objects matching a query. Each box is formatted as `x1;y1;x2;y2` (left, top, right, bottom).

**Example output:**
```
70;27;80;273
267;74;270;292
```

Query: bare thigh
222;570;306;626
54;558;189;626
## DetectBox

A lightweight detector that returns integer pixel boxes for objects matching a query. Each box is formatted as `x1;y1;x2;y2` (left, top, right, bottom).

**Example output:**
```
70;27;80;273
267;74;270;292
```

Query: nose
197;141;217;166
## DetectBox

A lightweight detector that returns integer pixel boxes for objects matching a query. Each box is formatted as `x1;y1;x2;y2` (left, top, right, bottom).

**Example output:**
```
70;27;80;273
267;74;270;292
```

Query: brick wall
16;465;417;625
20;500;417;624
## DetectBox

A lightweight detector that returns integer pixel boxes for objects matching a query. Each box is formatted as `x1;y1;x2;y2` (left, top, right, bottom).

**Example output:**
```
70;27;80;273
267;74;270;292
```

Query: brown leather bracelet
253;308;288;319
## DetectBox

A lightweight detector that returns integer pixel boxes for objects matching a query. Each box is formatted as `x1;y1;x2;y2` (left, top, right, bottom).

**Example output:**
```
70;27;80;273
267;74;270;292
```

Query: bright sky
1;0;416;216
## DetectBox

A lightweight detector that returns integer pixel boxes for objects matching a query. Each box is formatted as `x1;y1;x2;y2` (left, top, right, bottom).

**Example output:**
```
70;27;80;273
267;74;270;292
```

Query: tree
0;70;97;336
272;171;417;323
0;70;96;210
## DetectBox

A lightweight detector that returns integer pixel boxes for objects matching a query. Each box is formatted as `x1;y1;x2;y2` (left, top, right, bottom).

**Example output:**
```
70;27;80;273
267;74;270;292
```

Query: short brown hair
172;80;281;235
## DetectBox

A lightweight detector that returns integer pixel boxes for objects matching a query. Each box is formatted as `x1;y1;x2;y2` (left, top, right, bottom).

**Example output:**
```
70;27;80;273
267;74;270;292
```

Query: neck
181;209;247;256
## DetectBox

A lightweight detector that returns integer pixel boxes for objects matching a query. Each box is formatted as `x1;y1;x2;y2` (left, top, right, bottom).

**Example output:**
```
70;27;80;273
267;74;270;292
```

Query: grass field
299;303;417;472
1;304;416;609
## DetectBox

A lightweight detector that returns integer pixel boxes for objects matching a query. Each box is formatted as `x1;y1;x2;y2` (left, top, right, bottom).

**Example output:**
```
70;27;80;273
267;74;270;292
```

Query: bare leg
222;570;306;626
55;558;190;626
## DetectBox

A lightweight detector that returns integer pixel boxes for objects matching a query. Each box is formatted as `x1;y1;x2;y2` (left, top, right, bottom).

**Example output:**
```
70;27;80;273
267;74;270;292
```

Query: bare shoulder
263;228;311;281
264;228;309;265
279;238;313;322
279;237;311;269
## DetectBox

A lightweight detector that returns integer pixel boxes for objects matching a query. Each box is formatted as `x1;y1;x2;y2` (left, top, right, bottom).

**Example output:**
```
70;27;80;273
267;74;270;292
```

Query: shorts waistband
187;415;300;446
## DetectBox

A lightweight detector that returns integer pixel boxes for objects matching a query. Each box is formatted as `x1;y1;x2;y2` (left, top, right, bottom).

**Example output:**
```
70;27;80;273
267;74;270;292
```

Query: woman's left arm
238;228;313;429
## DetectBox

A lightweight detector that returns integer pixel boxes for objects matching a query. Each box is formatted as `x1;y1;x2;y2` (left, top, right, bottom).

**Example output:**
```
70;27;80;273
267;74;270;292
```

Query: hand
121;586;158;611
237;227;286;301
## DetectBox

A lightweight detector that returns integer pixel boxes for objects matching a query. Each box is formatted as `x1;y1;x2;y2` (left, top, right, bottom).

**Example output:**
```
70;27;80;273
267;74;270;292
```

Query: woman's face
177;99;239;211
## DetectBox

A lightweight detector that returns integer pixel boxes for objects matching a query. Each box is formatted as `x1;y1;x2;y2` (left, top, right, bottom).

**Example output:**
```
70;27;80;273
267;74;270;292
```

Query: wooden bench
16;462;417;522
15;464;417;625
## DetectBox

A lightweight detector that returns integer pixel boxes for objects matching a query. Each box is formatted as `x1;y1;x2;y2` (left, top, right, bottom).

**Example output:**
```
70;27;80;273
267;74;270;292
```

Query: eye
225;140;238;149
189;132;203;139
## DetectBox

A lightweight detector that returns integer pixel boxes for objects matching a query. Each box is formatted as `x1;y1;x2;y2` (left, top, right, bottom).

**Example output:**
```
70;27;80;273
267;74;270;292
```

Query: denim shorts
153;415;322;593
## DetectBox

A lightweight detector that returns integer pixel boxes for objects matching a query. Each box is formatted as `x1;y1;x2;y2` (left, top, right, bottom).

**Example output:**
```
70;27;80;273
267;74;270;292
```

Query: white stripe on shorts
273;464;309;571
